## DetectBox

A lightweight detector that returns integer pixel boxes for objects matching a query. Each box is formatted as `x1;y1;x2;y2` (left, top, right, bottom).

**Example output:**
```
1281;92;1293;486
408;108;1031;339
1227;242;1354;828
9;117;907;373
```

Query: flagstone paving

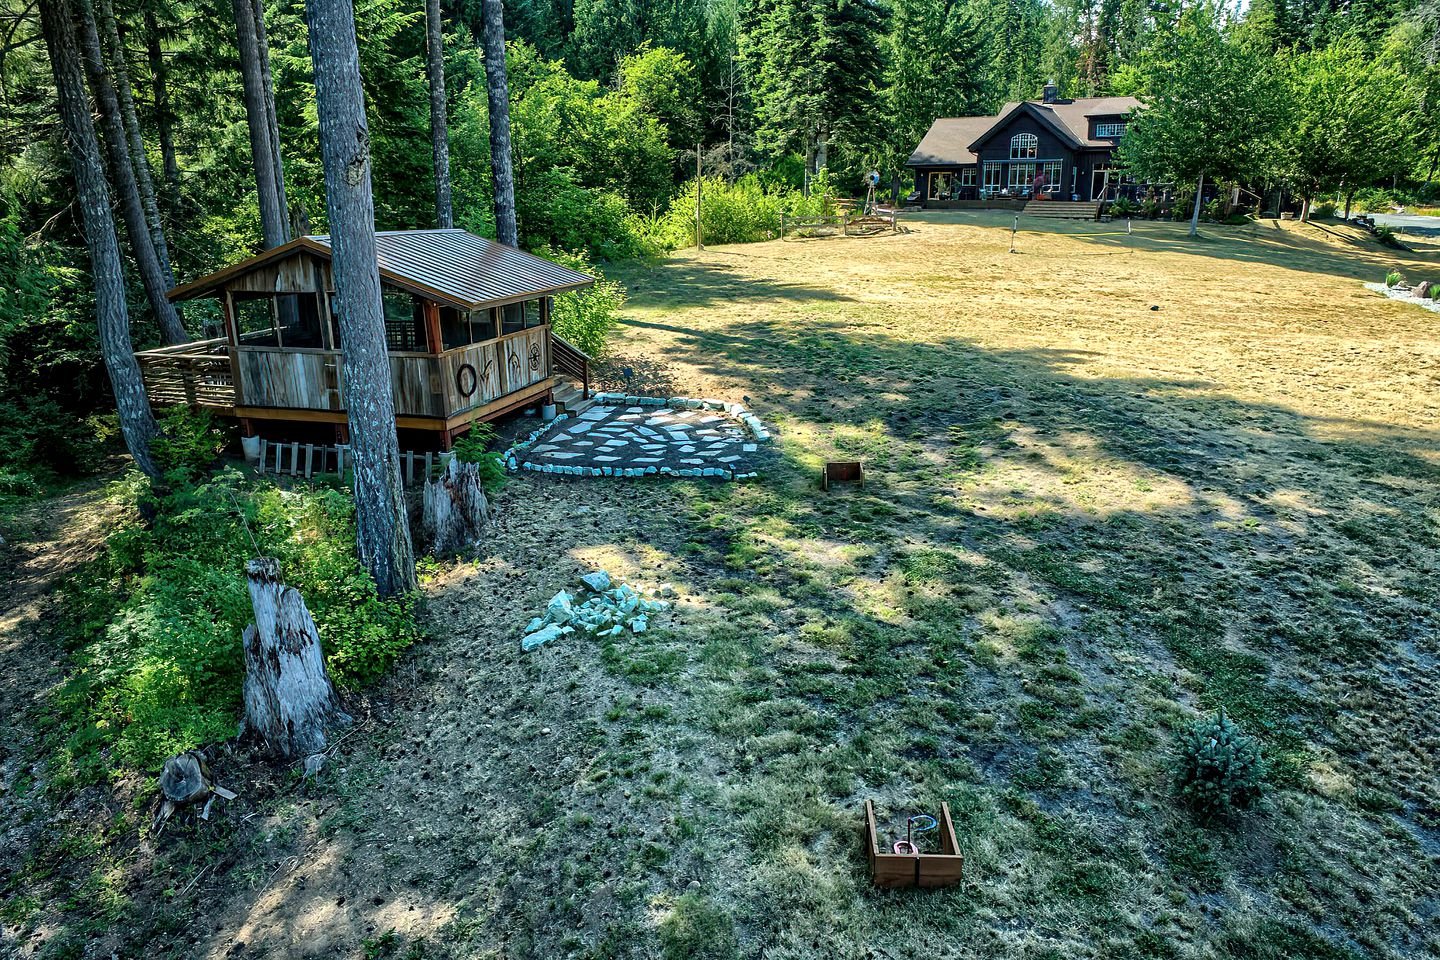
517;403;761;478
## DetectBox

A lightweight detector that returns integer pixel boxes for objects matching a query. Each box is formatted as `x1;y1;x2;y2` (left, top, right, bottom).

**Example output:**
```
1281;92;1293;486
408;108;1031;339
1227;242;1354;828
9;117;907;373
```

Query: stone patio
512;402;762;479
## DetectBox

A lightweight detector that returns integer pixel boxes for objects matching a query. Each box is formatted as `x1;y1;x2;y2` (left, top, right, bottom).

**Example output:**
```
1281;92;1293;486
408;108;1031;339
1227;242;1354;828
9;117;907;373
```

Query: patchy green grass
4;214;1438;958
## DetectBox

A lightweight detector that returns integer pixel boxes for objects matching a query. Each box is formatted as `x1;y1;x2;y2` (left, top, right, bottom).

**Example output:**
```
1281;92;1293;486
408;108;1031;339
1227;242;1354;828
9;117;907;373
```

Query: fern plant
1385;271;1403;288
1173;708;1267;822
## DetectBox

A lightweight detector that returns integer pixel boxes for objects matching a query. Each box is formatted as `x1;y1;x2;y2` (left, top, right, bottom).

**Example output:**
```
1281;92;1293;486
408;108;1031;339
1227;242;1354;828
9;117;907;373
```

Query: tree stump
422;456;491;556
242;557;349;759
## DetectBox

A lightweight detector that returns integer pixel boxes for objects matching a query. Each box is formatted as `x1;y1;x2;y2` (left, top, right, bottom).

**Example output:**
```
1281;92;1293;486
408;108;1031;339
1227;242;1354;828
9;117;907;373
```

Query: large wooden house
906;84;1143;207
136;229;595;449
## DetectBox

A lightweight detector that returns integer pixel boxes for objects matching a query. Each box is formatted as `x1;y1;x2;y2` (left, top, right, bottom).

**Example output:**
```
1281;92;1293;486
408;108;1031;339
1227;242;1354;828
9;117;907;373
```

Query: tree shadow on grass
612;256;855;311
635;315;1439;957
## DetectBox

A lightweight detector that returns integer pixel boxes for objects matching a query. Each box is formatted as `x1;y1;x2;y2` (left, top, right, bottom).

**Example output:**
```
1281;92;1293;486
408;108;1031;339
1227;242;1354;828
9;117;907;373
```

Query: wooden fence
254;440;448;486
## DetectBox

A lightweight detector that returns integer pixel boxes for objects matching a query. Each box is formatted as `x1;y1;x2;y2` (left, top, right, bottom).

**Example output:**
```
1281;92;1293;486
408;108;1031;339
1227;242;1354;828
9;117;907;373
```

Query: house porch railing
135;337;236;408
551;332;592;399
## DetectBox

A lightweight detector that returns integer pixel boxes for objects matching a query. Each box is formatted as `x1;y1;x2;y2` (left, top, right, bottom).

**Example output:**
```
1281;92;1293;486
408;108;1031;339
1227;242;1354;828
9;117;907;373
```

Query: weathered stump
242;557;349;759
422;456;491;556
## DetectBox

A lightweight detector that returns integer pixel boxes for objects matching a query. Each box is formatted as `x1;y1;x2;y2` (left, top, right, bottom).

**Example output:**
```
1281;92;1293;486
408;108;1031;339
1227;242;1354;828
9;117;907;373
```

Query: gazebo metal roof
168;228;594;310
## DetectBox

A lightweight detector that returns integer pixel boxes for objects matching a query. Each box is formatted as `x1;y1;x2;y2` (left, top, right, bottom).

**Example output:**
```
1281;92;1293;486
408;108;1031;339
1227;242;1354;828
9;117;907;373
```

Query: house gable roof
904;96;1143;167
969;100;1086;153
168;229;594;310
907;116;995;167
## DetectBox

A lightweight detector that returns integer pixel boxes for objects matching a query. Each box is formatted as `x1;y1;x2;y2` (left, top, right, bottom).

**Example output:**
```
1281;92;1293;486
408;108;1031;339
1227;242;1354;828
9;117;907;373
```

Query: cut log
241;557;349;759
159;750;212;804
422;457;491;556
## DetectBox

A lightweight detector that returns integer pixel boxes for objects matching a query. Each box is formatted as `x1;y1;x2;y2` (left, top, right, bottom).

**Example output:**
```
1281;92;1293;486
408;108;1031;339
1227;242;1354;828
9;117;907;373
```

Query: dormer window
1010;133;1038;159
1095;122;1127;138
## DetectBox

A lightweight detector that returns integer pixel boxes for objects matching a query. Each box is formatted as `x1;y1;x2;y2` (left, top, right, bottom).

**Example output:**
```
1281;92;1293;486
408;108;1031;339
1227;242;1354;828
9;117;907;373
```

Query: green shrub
1109;196;1138;217
1374;225;1404;249
1310;201;1337;219
0;467;39;497
150;406;232;483
1173;708;1266;822
451;424;508;494
545;248;627;358
52;469;421;779
1385;271;1404;287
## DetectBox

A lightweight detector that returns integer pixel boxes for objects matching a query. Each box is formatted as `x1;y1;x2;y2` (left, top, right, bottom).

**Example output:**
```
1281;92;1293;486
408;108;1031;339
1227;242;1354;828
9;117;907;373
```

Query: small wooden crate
823;460;864;490
865;800;964;889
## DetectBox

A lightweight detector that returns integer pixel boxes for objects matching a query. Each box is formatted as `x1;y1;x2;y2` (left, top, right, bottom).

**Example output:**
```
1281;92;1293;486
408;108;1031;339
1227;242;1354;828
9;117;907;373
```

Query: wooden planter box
823;460;864;490
865;800;964;889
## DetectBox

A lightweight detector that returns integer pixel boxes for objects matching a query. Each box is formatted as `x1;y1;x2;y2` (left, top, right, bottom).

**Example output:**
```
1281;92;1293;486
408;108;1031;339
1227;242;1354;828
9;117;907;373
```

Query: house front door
1091;167;1115;202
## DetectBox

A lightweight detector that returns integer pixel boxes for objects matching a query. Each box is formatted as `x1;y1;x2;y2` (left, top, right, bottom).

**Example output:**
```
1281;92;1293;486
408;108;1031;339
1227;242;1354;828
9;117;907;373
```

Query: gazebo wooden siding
136;229;592;445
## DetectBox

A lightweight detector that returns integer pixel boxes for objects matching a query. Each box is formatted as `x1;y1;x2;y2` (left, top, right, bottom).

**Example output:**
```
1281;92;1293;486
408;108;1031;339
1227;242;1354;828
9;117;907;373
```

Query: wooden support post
257;439;268;475
304;443;314;478
695;142;703;252
422;300;442;354
290;441;299;476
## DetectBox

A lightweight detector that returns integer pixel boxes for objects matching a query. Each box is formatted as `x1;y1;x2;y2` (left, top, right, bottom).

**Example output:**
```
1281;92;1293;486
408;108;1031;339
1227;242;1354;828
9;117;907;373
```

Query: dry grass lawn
4;212;1439;960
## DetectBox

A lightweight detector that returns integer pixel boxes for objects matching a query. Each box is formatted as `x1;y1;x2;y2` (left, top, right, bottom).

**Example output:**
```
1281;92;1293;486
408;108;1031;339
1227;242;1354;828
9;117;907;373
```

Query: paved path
520;404;760;478
1370;213;1440;236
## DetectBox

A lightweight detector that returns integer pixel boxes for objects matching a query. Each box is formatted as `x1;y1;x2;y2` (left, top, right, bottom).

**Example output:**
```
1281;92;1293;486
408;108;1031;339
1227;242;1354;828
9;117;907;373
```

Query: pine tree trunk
97;0;173;288
233;0;288;248
422;457;489;555
242;558;349;759
252;0;288;233
76;0;187;345
305;0;417;598
425;0;453;229
143;7;180;191
480;0;517;246
41;0;160;480
1189;172;1204;237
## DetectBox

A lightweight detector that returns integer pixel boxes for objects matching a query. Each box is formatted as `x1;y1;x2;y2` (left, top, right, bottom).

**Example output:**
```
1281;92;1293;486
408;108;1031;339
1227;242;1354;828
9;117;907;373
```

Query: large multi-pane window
1094;122;1127;138
1041;160;1064;194
927;172;955;200
982;161;1004;194
1010;133;1038;159
1008;161;1038;189
960;168;976;187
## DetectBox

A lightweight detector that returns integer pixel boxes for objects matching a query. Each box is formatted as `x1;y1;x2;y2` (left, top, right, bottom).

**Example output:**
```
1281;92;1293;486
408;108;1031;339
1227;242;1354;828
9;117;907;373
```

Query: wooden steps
1023;200;1102;220
552;377;596;416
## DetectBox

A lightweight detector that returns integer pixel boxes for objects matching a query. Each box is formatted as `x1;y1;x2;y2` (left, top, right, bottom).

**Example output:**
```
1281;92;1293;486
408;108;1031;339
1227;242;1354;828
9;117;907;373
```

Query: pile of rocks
520;570;671;651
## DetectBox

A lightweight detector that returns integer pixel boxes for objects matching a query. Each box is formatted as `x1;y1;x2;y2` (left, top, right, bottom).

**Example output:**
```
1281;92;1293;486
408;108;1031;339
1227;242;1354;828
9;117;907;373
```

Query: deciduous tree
1119;5;1284;236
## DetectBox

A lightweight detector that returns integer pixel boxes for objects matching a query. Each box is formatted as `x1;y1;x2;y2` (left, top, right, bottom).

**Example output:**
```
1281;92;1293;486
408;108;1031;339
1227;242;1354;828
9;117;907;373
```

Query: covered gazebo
136;229;594;448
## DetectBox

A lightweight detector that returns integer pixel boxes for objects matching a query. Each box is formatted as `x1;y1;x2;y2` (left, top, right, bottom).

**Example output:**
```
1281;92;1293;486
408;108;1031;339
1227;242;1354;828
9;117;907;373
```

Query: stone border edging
1366;282;1440;314
497;394;770;481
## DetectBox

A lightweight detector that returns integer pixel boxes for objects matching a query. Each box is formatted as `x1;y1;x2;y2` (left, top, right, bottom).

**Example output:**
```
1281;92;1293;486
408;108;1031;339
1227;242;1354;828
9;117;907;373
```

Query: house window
1008;162;1038;189
1041;160;1063;194
1010;133;1038;159
502;300;542;335
982;161;1004;194
381;289;425;352
927;172;954;200
960;168;977;187
1095;122;1127;138
232;293;280;347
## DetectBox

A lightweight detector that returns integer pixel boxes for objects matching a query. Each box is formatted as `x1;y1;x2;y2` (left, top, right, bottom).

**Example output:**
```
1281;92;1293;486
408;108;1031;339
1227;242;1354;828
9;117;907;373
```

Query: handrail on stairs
551;331;592;400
